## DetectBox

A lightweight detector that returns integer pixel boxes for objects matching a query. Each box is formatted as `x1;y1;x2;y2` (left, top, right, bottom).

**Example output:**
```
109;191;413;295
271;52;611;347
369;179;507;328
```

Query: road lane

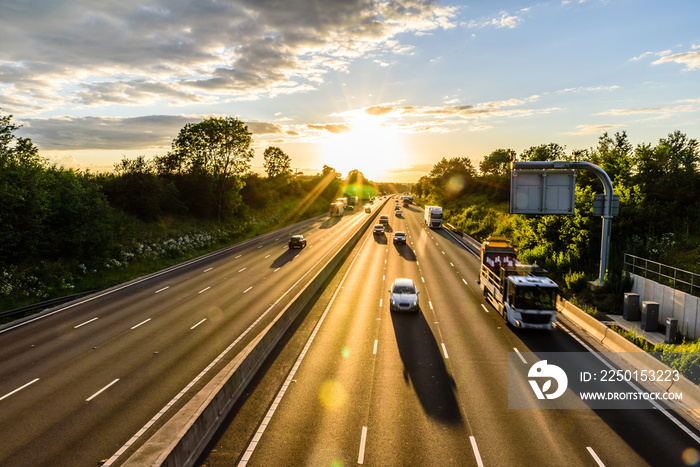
0;204;382;466
206;198;700;467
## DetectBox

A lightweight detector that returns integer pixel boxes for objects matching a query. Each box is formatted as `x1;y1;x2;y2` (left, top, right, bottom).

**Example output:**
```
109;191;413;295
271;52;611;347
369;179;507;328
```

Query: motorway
200;199;700;466
0;204;380;467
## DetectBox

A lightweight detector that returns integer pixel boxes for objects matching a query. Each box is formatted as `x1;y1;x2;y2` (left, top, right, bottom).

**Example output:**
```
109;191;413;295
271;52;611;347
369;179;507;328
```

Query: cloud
15;114;290;151
468;10;524;29
0;1;457;111
569;123;626;135
246;121;286;135
306;123;352;134
595;99;700;121
557;85;620;94
359;95;550;121
652;49;700;71
631;46;700;71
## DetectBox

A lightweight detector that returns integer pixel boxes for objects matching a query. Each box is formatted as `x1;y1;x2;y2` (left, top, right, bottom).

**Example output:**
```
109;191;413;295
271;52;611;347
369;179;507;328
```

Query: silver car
389;278;420;312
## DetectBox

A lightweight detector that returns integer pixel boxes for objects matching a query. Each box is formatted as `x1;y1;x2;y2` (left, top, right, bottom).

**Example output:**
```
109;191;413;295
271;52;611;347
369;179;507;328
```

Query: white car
389;278;420;312
373;224;385;235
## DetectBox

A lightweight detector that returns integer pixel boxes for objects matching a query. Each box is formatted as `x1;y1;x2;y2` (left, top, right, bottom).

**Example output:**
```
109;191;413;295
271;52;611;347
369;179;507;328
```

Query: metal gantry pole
512;161;615;286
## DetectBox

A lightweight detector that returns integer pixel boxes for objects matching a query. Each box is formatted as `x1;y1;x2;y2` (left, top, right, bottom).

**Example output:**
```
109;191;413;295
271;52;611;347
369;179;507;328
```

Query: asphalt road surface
0;204;379;467
200;199;700;467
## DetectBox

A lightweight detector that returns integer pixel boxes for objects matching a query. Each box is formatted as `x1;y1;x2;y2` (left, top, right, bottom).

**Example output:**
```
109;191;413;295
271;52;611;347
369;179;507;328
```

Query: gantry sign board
510;169;576;215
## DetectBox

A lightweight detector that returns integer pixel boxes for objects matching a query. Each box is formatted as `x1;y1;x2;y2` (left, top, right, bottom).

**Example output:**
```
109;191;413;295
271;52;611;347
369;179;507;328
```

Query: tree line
1;112;375;309
414;130;700;292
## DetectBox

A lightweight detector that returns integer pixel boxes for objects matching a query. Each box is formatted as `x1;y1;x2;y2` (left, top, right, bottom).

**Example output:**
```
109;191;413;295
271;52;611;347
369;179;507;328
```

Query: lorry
329;201;344;217
424;206;443;228
478;236;558;329
346;195;358;206
336;197;348;209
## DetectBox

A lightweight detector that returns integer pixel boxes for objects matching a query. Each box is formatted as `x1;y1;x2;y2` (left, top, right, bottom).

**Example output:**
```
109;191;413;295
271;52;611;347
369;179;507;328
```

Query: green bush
564;270;587;293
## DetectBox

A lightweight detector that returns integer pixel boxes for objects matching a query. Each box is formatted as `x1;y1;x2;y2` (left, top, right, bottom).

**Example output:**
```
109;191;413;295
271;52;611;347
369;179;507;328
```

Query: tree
591;132;634;188
520;143;566;162
170;117;254;221
428;157;478;198
0;112;47;262
346;169;366;185
263;146;292;178
479;149;515;177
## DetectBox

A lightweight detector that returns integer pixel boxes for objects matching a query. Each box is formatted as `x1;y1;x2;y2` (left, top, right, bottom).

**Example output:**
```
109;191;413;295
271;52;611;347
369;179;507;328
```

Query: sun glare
320;118;403;180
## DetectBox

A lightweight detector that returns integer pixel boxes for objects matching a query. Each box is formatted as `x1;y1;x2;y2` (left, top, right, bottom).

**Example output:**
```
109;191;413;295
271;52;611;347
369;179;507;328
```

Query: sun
320;117;403;180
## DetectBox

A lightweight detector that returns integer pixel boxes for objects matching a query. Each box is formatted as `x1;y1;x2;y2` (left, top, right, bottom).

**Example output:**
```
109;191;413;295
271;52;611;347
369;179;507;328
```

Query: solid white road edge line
87;379;119;402
0;378;40;401
513;347;527;364
587;447;606;467
237;231;370;466
358;426;368;464
470;436;484;467
104;205;373;466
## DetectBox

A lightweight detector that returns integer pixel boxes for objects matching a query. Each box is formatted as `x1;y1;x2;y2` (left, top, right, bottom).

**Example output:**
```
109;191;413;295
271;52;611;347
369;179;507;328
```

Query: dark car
393;231;406;244
288;235;307;249
379;214;389;225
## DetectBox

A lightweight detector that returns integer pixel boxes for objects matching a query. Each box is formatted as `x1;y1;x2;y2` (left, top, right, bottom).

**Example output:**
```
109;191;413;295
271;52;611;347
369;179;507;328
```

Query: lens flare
682;447;700;465
446;175;465;196
318;380;348;410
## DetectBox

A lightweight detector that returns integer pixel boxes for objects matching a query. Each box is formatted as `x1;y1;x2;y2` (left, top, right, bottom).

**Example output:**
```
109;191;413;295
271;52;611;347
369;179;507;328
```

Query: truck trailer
424;206;443;228
478;236;558;329
329;201;344;217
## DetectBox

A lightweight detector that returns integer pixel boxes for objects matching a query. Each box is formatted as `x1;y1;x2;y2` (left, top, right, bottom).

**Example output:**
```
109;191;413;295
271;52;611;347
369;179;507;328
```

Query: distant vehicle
388;278;419;312
424;205;443;228
288;235;307;249
336;197;348;209
393;231;406;244
379;214;389;225
346;205;354;210
345;195;359;206
364;206;371;213
394;203;400;210
478;236;558;329
395;210;402;217
329;201;344;217
373;224;385;235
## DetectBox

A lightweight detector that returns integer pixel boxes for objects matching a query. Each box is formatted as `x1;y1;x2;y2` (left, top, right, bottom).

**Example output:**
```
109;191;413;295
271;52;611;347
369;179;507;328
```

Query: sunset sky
2;0;699;182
